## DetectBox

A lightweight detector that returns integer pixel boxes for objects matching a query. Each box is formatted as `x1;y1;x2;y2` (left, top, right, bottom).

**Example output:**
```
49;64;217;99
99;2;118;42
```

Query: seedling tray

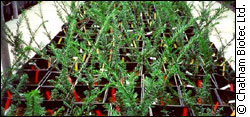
2;1;235;116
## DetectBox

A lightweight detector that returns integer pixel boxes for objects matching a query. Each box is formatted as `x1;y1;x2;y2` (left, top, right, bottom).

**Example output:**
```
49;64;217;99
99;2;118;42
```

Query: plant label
58;37;63;44
182;107;188;116
230;110;235;116
74;90;79;102
212;102;219;114
35;69;39;83
95;110;102;116
47;109;54;115
4;90;11;112
82;53;87;62
112;88;116;103
46;91;51;100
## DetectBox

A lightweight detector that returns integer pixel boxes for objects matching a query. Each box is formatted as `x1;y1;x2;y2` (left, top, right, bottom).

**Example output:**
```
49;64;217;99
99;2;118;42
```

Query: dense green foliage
1;1;234;116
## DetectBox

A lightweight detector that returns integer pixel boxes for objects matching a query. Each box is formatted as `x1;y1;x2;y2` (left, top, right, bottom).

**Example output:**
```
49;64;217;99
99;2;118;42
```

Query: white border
236;0;250;116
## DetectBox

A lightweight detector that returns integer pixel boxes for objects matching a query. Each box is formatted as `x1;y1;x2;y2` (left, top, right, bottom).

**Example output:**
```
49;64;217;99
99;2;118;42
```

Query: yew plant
1;1;233;116
1;6;46;115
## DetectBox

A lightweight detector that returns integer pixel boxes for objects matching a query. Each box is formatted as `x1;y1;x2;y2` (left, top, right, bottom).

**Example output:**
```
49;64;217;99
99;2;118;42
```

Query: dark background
1;1;39;22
